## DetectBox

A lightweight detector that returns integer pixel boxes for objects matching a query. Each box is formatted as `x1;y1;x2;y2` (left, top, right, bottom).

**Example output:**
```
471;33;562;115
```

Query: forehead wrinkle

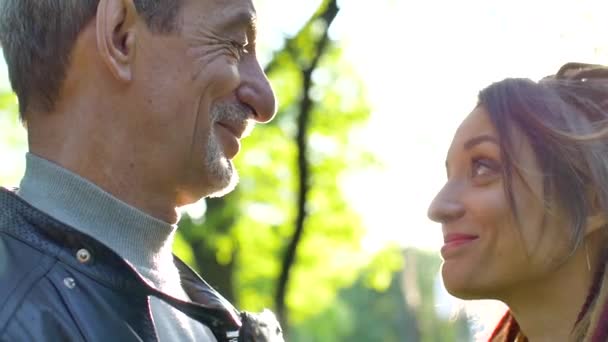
184;23;231;54
182;2;256;42
217;7;257;34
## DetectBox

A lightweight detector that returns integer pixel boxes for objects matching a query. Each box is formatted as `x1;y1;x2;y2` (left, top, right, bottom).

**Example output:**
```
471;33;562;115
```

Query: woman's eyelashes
471;157;502;183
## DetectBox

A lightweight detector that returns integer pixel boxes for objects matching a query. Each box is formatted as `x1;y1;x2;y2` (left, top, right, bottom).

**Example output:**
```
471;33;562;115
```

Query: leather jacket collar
0;187;242;339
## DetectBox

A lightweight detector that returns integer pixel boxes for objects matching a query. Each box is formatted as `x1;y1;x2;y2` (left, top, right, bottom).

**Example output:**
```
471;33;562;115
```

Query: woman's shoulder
487;311;526;342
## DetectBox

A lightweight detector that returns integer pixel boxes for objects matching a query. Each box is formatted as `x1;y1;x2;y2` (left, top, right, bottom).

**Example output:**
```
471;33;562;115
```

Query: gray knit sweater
17;153;216;342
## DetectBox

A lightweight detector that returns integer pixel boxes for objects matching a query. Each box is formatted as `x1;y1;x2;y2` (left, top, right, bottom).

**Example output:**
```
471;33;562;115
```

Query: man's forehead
209;0;255;15
203;0;257;29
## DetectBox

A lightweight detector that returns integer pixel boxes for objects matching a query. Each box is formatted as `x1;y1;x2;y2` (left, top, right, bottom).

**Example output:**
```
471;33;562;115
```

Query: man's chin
207;187;234;199
177;170;237;206
207;173;239;198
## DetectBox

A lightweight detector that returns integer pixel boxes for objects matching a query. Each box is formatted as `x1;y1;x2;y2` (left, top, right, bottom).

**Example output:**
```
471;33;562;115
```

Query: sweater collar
17;153;177;272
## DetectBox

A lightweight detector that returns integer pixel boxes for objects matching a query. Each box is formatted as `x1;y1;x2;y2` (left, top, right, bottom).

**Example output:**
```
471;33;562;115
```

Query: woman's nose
427;183;466;224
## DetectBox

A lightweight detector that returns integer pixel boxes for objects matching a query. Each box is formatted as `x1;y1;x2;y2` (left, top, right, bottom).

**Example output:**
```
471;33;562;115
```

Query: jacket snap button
63;277;76;289
76;248;91;263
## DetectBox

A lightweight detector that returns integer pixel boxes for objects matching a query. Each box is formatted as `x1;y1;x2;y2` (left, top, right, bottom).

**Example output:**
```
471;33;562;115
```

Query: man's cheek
203;59;240;97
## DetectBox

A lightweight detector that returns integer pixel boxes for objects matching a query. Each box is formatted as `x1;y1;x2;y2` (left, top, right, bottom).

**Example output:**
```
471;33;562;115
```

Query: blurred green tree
288;248;472;342
0;1;472;340
176;0;399;331
0;91;25;184
175;0;408;336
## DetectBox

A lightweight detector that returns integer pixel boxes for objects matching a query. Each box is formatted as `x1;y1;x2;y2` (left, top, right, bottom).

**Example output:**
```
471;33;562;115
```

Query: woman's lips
441;233;479;258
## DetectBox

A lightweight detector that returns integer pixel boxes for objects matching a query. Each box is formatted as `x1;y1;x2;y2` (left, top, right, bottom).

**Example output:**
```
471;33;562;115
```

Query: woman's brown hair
479;62;608;254
479;63;608;341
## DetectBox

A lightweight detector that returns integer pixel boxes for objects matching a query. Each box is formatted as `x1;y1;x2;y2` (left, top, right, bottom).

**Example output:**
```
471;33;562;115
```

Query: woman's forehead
447;107;498;154
447;106;539;169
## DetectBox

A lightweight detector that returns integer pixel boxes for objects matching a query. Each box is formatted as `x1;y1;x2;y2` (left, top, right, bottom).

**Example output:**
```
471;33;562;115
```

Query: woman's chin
442;265;485;300
445;286;483;300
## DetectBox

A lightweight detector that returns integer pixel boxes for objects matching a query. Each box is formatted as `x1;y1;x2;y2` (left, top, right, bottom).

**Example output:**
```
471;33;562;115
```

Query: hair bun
554;62;608;80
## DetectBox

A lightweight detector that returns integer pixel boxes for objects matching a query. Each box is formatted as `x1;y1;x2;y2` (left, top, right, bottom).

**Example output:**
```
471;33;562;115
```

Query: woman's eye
471;158;500;179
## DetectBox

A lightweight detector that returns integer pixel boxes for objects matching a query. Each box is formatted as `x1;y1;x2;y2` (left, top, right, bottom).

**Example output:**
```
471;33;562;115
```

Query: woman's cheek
467;185;510;229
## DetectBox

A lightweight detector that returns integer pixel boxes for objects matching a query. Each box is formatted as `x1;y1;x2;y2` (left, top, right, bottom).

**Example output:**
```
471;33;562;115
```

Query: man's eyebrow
222;10;257;32
463;134;499;150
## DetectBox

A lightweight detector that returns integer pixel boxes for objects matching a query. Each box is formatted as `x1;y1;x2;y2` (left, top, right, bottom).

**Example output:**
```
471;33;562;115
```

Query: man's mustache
212;104;256;139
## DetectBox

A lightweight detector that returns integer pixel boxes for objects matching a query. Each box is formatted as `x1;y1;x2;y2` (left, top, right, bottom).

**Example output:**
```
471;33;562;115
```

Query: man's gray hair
0;0;181;118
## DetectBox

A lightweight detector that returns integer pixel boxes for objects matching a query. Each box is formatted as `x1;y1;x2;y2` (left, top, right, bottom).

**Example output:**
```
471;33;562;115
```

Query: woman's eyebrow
464;134;499;150
444;134;499;174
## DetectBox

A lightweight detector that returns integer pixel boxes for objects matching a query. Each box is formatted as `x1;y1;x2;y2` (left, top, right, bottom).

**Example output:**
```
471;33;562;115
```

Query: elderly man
0;0;281;341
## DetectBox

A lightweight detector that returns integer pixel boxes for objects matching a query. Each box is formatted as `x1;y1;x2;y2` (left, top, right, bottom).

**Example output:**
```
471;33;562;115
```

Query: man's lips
216;121;246;139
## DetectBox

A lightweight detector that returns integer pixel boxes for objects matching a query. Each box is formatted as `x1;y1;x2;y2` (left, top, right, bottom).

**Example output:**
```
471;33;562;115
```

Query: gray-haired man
0;0;282;340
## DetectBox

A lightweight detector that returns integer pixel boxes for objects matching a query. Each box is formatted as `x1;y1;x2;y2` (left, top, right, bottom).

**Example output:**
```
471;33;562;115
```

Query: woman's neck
501;241;599;342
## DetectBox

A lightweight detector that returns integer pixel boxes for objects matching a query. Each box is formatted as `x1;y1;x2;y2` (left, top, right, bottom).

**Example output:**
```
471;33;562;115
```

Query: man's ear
96;0;138;82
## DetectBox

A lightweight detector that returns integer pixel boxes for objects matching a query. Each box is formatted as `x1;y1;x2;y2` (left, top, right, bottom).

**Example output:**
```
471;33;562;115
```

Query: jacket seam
0;251;58;334
0;230;135;296
46;270;89;342
0;230;60;259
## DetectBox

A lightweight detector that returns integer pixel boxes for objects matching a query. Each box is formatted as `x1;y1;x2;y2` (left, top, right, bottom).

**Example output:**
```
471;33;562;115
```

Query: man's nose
236;56;277;123
427;183;466;224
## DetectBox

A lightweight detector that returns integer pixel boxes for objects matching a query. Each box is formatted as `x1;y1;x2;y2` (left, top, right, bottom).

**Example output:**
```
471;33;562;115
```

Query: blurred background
1;0;608;340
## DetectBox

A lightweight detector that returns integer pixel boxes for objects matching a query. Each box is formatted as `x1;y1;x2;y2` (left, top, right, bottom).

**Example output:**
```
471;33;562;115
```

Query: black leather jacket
0;188;281;342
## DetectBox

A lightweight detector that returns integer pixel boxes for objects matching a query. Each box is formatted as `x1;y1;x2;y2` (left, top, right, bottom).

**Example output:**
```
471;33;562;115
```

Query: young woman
428;62;608;341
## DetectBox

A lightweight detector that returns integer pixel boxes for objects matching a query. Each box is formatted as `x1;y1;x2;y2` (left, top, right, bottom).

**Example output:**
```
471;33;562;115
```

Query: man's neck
17;153;179;273
501;247;595;341
28;129;181;224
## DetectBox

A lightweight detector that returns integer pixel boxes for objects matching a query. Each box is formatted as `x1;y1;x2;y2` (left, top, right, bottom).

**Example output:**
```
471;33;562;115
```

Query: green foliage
290;249;471;342
176;1;390;330
172;2;468;340
403;249;471;342
0;2;472;339
0;91;21;146
363;245;405;291
0;90;26;186
173;229;197;267
231;42;379;325
0;92;16;111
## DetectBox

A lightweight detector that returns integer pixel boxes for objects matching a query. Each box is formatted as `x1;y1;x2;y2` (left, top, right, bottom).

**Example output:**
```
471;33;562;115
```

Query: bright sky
328;0;608;252
2;0;608;255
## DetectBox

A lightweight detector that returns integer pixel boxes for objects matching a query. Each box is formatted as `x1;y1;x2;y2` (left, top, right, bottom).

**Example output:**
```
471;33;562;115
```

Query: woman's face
427;105;571;300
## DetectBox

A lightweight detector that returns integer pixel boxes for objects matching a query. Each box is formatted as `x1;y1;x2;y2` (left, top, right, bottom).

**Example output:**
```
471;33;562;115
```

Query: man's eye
230;41;249;57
